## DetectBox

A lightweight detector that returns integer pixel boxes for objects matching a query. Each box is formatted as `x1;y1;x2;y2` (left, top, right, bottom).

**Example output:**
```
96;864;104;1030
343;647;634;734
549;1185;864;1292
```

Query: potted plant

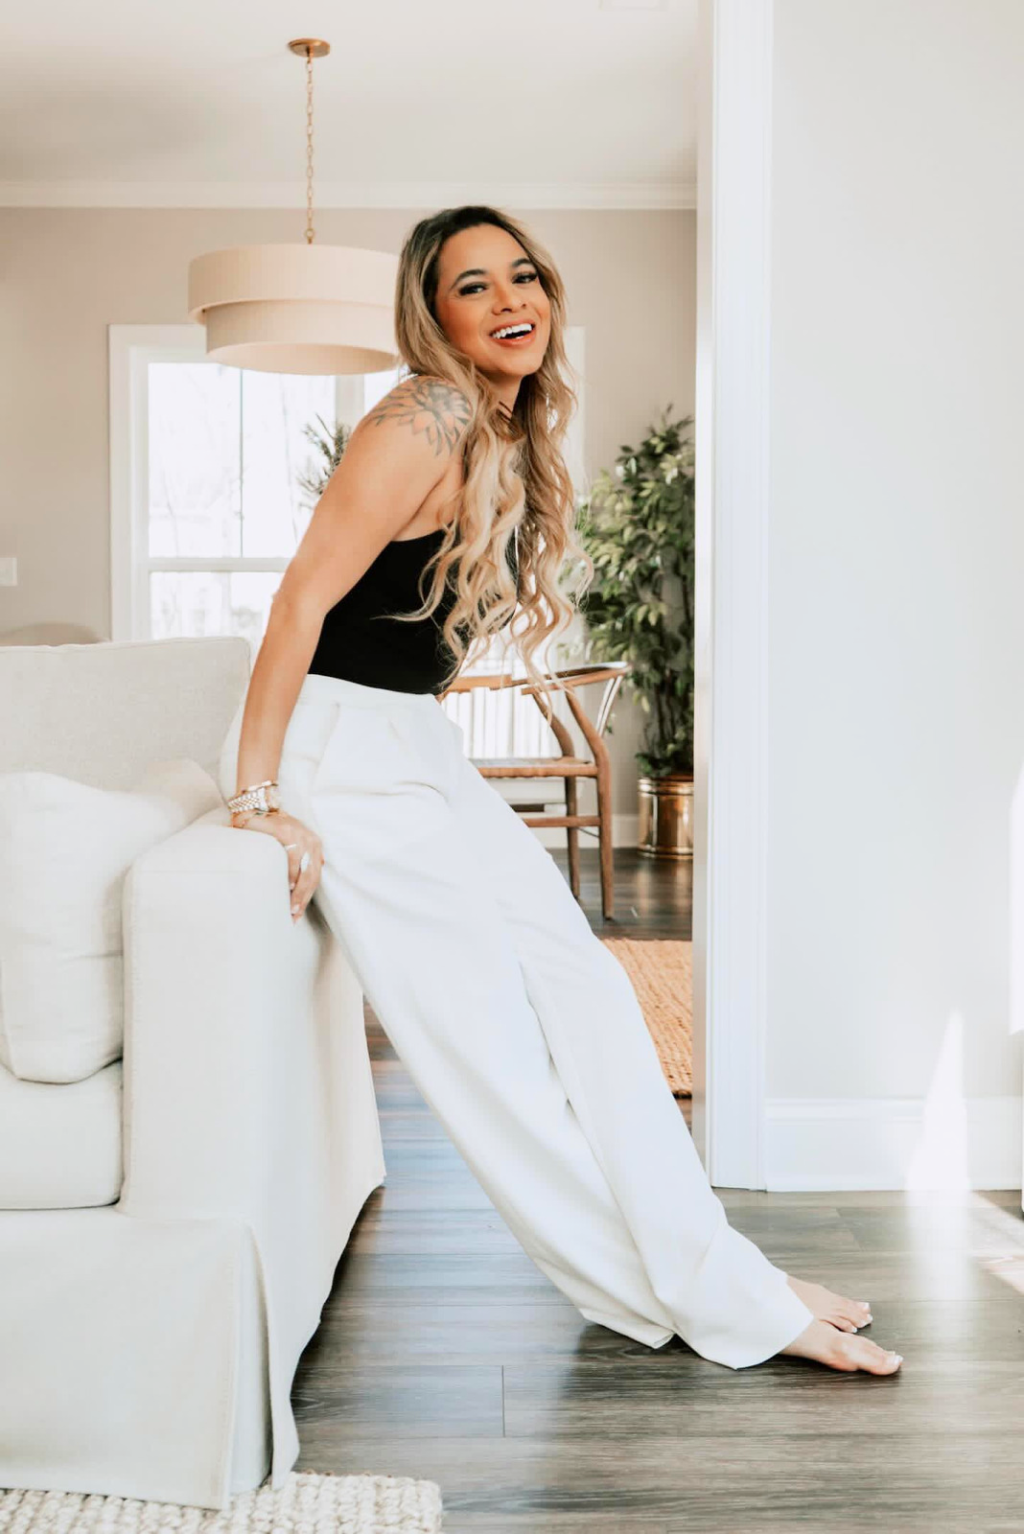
296;414;353;506
575;407;695;857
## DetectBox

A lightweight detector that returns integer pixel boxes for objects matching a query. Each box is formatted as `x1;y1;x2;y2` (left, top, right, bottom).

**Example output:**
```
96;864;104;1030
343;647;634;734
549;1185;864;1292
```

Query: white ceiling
0;0;697;209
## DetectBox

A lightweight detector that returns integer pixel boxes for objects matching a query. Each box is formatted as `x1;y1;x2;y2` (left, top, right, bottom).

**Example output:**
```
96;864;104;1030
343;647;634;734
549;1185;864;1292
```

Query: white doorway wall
696;0;1024;1192
692;0;776;1186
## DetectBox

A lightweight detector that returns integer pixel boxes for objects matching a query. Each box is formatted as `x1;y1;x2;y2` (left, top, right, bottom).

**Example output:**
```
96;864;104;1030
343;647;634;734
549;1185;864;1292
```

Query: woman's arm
232;376;470;800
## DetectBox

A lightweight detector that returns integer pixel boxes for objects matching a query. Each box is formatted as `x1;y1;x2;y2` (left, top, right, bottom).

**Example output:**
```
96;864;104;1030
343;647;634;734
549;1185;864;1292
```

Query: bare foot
786;1274;872;1333
781;1318;902;1374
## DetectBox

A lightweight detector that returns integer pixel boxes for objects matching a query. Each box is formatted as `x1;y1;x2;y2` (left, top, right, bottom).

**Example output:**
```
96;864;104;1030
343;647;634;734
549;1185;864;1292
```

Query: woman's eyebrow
448;257;533;292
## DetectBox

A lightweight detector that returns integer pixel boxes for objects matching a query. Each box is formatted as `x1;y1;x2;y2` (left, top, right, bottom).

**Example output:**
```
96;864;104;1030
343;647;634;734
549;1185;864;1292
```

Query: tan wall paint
0;207;695;812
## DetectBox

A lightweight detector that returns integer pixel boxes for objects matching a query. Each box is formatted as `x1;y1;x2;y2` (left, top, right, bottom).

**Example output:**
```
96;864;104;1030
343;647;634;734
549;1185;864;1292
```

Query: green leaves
578;406;695;778
297;414;354;506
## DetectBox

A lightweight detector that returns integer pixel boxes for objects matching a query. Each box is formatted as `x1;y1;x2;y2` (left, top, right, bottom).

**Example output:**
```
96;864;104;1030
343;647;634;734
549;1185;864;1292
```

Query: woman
222;205;902;1376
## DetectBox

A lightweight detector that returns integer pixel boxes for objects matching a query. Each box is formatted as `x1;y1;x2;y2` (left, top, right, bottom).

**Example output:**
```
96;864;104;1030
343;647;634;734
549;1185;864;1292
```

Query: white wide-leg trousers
267;671;814;1369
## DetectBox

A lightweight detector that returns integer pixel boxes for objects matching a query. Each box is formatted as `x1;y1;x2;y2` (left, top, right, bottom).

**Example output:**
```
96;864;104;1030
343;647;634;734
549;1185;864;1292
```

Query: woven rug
0;1471;443;1534
601;936;693;1096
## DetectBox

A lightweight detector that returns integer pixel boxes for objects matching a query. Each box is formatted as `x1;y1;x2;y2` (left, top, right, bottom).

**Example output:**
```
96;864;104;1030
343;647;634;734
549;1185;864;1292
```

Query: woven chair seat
470;755;597;777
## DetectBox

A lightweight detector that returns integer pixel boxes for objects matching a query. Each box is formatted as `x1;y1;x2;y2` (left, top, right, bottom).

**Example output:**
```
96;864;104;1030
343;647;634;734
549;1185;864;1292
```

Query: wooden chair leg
596;761;615;921
565;775;581;902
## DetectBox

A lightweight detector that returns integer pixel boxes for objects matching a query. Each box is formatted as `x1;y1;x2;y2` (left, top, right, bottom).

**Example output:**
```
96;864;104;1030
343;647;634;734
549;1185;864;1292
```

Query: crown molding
0;178;697;212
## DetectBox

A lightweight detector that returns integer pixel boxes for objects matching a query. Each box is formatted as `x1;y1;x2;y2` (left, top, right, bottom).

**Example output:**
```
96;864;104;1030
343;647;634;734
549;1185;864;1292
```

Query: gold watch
227;780;281;816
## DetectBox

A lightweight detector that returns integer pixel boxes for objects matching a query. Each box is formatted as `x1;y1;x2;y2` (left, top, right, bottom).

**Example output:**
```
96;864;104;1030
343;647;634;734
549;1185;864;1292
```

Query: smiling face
432;223;551;396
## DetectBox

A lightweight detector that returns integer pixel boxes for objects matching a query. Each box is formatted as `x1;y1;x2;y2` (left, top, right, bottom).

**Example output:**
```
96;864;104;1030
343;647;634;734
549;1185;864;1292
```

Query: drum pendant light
187;39;399;375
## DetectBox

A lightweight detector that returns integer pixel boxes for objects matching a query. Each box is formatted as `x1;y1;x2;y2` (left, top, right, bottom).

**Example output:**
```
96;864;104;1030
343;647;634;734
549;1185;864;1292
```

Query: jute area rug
600;936;693;1097
0;1471;443;1534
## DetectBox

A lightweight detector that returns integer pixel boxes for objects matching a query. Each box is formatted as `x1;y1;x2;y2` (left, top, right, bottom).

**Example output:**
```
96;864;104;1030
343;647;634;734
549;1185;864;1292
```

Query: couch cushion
0;759;222;1084
0;1055;122;1208
0;636;250;788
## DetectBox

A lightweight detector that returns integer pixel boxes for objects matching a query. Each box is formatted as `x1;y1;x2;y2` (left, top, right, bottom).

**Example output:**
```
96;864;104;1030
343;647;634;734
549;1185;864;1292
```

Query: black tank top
308;525;520;696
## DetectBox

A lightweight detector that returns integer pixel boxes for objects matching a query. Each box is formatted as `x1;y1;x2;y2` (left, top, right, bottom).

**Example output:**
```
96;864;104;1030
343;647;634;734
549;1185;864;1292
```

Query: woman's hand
231;809;325;923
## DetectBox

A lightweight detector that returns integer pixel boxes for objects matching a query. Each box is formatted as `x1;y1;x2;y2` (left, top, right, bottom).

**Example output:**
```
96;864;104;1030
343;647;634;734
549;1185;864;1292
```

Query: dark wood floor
293;846;1024;1532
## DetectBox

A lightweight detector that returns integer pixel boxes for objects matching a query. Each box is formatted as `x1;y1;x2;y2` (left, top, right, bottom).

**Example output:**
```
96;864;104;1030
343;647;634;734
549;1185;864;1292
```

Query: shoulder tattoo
363;376;472;458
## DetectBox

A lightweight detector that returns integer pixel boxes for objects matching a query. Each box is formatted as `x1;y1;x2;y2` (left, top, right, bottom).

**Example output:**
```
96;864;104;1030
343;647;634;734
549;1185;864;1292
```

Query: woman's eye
458;271;538;297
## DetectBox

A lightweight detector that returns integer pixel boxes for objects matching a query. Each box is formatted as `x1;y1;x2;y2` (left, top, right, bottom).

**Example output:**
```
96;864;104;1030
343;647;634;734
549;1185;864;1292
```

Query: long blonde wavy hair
384;205;594;698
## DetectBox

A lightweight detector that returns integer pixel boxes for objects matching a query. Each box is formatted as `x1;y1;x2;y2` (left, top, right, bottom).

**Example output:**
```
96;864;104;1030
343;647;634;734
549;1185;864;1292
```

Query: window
109;324;587;763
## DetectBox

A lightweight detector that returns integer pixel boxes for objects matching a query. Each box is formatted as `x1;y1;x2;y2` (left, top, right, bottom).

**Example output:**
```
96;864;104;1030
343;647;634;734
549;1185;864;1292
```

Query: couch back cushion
0;636;250;788
0;759;222;1083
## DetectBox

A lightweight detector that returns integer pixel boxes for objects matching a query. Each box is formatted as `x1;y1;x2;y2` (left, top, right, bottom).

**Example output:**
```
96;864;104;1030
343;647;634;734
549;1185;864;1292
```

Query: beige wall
0;207;695;814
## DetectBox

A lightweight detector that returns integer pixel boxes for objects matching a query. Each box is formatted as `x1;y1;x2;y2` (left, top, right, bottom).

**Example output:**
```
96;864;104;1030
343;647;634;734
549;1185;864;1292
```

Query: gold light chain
288;41;329;241
303;45;316;245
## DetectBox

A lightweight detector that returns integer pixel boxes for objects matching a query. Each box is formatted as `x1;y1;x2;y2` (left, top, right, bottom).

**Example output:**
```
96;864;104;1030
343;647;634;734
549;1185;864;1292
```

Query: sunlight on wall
906;1011;970;1191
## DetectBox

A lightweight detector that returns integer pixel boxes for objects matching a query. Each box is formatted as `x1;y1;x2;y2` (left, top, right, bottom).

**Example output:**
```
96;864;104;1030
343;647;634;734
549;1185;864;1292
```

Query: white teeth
492;324;533;340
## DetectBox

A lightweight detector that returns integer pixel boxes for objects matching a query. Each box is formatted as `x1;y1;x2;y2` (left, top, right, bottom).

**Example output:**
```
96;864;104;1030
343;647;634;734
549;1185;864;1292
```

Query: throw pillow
0;759;222;1083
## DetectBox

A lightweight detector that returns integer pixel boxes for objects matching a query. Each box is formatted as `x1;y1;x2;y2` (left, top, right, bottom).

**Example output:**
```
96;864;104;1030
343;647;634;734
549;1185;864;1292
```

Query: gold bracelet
227;780;281;816
231;806;280;828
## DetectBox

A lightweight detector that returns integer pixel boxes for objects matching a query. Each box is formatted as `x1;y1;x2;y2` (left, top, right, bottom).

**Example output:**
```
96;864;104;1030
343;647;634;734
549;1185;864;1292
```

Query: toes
839;1296;872;1322
788;1279;873;1334
814;1284;872;1327
824;1299;864;1331
826;1329;902;1373
855;1338;902;1374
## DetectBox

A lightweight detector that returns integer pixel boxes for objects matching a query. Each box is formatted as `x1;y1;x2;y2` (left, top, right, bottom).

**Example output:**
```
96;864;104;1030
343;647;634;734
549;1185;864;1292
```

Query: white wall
762;0;1024;1185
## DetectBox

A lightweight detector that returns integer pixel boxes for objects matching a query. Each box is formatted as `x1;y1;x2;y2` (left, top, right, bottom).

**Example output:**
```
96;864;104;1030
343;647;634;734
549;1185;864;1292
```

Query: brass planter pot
638;773;694;859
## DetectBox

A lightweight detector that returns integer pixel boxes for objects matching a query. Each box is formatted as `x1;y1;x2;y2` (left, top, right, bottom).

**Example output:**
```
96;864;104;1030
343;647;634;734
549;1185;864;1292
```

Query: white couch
0;637;386;1510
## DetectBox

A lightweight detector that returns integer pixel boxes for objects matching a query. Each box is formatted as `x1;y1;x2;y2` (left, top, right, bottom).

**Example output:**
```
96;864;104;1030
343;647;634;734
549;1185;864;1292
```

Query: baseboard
764;1095;1023;1192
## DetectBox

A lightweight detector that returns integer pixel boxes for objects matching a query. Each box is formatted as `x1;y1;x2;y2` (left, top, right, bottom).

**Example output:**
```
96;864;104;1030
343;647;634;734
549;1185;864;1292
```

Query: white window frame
108;324;351;641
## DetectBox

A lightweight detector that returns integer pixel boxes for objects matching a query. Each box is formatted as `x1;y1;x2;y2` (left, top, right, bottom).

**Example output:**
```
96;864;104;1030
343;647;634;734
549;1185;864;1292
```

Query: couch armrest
118;806;385;1496
119;807;367;1219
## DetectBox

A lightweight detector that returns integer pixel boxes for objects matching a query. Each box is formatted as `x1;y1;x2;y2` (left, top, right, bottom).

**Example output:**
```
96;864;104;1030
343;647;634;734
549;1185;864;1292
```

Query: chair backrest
441;661;631;763
442;676;564;758
0;637;251;790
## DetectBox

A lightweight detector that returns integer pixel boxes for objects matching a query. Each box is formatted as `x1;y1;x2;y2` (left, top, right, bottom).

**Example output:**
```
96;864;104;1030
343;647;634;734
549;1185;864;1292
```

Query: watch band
227;780;281;816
